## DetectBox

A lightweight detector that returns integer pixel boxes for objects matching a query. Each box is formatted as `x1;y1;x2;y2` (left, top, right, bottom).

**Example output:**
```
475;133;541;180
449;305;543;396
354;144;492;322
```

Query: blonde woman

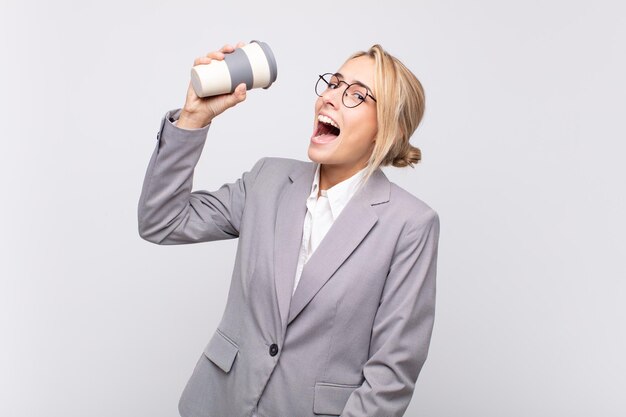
138;42;440;417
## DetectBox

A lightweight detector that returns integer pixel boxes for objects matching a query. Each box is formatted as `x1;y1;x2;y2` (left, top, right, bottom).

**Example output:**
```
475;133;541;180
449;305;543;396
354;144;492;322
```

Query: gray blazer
138;109;441;417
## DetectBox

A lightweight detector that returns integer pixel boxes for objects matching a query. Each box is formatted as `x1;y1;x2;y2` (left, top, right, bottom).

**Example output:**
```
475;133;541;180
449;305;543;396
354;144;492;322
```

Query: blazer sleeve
341;210;440;417
137;108;266;245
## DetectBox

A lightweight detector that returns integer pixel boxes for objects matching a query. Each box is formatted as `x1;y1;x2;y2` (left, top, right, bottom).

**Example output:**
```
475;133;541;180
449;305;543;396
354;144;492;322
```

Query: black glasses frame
315;73;377;108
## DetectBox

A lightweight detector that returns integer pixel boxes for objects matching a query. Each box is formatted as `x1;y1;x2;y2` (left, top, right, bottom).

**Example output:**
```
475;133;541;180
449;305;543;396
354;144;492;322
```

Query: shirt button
269;343;279;357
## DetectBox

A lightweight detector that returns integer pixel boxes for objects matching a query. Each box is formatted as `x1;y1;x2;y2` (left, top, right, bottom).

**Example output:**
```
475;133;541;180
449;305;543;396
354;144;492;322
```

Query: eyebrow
333;72;374;94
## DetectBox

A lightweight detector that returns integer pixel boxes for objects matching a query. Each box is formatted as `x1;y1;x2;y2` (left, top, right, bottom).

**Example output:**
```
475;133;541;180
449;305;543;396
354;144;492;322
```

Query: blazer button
269;344;279;357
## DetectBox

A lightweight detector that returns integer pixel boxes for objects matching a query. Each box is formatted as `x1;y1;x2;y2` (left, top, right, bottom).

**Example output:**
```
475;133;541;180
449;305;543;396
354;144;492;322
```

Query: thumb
230;83;247;104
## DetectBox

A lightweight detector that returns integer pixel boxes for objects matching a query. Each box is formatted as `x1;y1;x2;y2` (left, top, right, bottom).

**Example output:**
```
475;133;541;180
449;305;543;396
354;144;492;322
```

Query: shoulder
245;156;312;188
386;180;439;231
256;156;312;171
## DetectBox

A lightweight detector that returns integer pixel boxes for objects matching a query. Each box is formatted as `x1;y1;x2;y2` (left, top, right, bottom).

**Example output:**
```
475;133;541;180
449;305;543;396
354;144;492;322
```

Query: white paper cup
191;40;278;98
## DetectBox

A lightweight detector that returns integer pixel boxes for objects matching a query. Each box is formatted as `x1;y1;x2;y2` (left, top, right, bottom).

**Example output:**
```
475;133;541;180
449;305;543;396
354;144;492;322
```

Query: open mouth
312;114;341;144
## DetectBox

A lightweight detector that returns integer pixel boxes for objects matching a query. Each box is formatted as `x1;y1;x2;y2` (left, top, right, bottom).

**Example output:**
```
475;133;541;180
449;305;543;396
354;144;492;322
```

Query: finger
194;56;212;66
236;41;245;48
205;50;225;60
219;44;235;53
229;83;247;104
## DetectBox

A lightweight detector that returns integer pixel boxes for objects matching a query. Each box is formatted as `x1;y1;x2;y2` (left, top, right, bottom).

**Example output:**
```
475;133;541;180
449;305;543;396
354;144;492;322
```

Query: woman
138;42;440;417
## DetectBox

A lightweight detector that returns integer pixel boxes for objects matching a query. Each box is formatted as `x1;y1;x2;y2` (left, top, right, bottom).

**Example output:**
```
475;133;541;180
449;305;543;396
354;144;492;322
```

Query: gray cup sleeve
223;48;255;92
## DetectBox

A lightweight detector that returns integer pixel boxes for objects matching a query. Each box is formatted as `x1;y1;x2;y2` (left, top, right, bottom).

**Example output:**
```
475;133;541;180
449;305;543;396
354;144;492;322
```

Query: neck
319;163;365;194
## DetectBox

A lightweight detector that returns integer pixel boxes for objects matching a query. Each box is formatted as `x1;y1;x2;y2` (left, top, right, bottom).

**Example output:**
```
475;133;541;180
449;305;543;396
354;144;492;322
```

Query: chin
307;148;324;164
308;136;342;161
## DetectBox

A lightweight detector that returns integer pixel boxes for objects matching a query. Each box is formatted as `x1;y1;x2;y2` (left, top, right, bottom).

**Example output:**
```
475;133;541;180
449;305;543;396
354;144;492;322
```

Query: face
308;55;378;173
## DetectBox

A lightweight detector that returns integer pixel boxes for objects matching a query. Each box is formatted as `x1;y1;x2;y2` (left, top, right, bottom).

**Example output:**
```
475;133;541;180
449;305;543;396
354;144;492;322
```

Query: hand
178;42;247;129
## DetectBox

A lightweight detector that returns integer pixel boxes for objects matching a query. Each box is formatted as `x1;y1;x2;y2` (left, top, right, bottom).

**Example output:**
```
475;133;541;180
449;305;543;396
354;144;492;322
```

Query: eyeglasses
315;73;377;108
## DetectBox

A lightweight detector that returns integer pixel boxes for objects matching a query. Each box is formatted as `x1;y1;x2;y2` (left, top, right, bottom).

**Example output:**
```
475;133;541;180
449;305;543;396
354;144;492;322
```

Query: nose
321;86;342;108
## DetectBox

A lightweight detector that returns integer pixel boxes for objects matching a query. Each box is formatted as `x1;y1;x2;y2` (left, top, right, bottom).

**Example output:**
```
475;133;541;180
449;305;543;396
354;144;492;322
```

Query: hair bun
392;145;421;168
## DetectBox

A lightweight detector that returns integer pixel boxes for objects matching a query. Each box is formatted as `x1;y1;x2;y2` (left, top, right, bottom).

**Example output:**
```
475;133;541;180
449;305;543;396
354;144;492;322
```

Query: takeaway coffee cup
190;40;278;98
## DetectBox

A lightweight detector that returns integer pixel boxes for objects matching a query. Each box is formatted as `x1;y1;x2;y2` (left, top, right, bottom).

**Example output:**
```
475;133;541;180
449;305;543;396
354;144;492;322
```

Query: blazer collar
289;161;390;205
273;161;390;335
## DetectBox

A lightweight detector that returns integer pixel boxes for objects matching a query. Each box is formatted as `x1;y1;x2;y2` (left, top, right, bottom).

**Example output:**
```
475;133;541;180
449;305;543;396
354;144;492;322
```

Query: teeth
317;114;339;130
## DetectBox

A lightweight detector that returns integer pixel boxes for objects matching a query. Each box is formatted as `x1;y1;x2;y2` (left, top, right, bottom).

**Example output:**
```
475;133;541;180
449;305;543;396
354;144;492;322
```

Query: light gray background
1;1;625;416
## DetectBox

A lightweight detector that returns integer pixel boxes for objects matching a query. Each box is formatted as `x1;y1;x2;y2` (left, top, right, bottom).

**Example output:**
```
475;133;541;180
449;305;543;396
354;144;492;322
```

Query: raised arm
137;108;266;244
137;42;264;245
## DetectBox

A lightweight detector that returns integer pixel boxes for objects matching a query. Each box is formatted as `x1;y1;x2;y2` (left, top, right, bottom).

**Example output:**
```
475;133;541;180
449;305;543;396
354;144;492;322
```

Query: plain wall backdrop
1;0;625;416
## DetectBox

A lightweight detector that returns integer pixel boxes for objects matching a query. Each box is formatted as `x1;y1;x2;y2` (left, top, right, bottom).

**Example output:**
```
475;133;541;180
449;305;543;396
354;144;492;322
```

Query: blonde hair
350;44;426;187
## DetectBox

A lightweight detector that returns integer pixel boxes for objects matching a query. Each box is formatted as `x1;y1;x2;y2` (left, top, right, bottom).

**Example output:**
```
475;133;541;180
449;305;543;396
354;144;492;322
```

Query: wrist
178;109;212;129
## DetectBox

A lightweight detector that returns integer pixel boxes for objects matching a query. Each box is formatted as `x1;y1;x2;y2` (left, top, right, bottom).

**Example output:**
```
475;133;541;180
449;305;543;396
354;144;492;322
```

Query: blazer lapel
273;162;317;332
286;168;391;326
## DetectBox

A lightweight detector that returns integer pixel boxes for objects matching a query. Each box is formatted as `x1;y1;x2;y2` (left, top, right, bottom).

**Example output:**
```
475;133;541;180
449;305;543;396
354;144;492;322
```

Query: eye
327;75;342;89
346;85;367;102
352;91;365;101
